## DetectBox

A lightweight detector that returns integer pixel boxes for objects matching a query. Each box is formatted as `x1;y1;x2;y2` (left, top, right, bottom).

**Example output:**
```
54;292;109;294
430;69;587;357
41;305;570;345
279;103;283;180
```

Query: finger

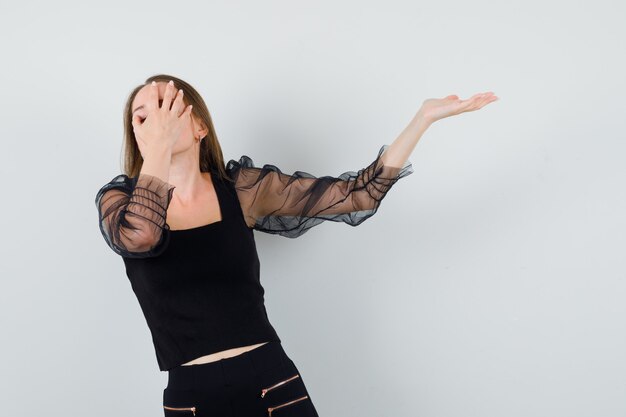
458;93;481;106
469;94;484;105
131;116;143;137
147;80;159;113
181;104;193;119
161;80;176;112
177;104;193;122
170;88;185;116
472;94;496;111
131;113;143;130
458;96;483;113
458;98;477;109
477;95;498;109
476;93;495;107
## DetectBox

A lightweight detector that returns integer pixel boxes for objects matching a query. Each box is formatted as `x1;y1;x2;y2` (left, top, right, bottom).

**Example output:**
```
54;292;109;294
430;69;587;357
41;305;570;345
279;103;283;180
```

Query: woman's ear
192;116;209;140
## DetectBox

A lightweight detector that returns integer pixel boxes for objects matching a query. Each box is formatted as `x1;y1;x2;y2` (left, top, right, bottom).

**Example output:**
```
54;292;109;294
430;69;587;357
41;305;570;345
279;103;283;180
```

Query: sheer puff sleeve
226;144;414;238
95;173;176;258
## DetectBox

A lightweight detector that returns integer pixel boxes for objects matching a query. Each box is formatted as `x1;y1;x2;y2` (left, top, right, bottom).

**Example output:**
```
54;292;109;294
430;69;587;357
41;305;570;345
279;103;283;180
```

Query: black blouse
95;144;413;371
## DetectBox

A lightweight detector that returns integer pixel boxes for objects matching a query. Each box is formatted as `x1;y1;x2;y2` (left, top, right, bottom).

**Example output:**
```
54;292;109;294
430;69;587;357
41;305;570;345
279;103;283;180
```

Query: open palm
420;92;498;124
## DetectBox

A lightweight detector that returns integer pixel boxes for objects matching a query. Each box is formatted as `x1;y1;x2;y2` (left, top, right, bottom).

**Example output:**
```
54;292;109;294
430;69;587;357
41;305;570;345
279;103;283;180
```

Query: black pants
163;341;320;416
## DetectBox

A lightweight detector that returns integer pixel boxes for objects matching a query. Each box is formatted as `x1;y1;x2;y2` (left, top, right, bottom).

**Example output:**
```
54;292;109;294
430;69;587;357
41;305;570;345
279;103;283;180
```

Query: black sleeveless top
95;144;414;372
121;169;280;371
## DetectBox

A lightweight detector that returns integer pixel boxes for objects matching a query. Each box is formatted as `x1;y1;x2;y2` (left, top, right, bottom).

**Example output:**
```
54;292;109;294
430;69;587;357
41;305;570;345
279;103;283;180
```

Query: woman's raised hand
132;80;193;154
418;92;498;125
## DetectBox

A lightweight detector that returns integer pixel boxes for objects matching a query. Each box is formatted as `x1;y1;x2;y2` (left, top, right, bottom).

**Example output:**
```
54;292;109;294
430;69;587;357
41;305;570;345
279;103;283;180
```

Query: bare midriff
181;342;270;366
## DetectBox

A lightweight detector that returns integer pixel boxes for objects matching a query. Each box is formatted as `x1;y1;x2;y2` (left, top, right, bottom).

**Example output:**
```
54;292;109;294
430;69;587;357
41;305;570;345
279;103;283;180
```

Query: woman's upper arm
226;144;414;238
95;173;176;258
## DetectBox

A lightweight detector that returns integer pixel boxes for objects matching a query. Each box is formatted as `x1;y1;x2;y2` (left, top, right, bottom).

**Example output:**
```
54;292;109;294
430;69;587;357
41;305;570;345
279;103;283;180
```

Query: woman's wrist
143;143;173;160
411;109;433;133
140;145;173;183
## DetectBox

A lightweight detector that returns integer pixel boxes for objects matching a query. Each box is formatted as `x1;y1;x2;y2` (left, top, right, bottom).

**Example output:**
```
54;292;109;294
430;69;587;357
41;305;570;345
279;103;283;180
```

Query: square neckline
168;170;225;233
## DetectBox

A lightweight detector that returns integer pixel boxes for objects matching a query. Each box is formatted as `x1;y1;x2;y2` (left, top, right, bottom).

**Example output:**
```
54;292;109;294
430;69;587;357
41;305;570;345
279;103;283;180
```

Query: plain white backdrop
1;1;624;416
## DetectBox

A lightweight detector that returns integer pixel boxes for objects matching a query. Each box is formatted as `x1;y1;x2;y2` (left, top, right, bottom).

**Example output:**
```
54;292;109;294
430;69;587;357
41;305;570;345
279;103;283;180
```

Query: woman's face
131;81;201;157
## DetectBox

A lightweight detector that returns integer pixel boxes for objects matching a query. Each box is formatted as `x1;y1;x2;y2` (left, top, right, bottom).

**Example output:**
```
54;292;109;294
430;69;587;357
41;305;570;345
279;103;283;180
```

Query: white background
1;1;624;416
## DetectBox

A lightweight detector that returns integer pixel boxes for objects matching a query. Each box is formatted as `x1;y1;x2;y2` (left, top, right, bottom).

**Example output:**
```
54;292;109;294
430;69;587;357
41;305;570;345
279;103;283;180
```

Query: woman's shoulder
225;154;258;172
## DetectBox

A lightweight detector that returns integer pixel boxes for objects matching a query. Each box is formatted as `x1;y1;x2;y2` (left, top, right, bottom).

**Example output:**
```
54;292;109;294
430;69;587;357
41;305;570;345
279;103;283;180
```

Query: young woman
95;74;497;416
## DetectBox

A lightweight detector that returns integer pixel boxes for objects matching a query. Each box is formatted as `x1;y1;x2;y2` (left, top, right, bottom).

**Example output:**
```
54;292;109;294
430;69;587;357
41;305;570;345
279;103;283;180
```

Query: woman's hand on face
132;80;193;156
418;92;498;125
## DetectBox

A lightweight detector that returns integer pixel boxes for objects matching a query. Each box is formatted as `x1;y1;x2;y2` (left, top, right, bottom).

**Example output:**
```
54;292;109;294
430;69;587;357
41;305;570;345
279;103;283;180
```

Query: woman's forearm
381;91;499;168
380;110;431;169
140;144;174;183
